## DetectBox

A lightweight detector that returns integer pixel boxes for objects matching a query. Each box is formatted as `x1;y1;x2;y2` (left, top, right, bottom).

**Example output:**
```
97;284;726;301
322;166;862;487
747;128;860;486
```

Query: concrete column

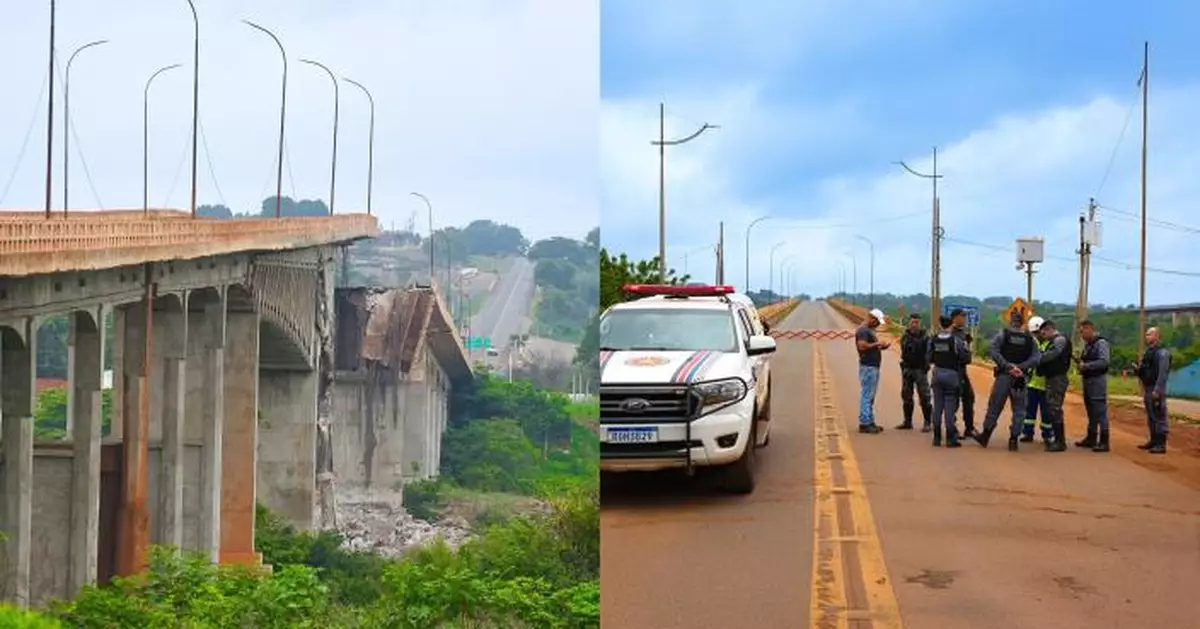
0;319;36;606
116;300;152;577
219;309;260;565
110;308;125;443
257;369;318;530
68;309;104;595
156;296;187;549
199;293;226;563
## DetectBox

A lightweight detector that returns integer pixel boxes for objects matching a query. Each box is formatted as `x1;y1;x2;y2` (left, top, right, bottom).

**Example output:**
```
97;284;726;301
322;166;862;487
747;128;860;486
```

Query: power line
760;209;927;231
0;69;50;207
198;115;228;208
1098;204;1200;235
1094;70;1143;198
942;234;1199;277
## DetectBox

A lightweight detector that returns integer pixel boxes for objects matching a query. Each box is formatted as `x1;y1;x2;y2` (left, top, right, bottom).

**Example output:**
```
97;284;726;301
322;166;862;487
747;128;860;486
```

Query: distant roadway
600;300;1200;629
470;257;535;367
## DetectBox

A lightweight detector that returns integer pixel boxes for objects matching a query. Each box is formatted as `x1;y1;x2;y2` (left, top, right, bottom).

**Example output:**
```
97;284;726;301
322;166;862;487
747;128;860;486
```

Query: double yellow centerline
809;344;904;628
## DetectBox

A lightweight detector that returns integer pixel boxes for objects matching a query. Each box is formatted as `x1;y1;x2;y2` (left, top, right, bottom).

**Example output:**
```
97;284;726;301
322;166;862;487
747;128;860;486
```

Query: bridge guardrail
759;298;801;325
0;212;379;276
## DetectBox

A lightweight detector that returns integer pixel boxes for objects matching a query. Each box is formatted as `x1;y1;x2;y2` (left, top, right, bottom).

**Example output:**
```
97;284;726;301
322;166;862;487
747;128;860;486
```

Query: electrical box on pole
1016;237;1045;264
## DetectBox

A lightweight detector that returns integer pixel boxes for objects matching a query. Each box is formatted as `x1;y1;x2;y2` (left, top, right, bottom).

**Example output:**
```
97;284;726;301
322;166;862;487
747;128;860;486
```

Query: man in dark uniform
1133;327;1172;454
1032;319;1070;452
950;309;977;437
927;315;972;447
1073;320;1112;452
898;313;934;432
974;309;1042;451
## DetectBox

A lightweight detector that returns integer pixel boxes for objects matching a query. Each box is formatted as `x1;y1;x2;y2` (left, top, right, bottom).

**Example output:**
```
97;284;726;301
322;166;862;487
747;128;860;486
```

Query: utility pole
1137;41;1149;358
1024;262;1036;307
896;148;943;333
1074;198;1098;342
651;103;718;282
716;221;725;284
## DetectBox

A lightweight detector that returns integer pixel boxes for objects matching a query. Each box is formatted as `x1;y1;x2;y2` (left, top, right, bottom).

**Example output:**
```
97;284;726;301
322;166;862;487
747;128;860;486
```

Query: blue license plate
605;427;659;444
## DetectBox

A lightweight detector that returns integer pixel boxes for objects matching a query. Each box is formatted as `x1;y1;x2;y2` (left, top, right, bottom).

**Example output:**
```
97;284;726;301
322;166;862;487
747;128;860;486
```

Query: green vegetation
33;387;114;440
404;374;598;524
527;229;600;344
8;372;599;628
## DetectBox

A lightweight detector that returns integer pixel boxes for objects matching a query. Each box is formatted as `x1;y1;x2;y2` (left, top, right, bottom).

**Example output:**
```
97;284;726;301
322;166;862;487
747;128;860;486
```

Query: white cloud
0;0;598;241
601;84;1200;306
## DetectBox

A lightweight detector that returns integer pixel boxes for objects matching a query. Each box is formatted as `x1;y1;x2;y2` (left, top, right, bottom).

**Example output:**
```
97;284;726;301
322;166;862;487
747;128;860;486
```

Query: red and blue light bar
623;284;737;297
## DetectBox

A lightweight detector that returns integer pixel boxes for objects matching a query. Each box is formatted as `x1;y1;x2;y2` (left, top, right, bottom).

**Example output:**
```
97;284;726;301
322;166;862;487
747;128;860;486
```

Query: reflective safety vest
1027;338;1050;390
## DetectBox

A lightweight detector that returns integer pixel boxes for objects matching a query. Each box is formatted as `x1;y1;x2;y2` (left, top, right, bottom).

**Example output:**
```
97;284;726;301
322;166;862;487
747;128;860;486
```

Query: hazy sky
601;0;1200;306
0;0;598;241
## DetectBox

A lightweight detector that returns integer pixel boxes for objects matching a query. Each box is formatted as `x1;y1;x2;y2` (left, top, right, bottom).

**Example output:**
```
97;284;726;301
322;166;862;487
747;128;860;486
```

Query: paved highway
600;300;1200;629
469;257;535;367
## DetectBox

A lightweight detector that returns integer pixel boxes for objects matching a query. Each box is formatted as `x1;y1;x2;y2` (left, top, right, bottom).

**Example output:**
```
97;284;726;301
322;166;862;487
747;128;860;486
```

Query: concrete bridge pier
0;318;36;606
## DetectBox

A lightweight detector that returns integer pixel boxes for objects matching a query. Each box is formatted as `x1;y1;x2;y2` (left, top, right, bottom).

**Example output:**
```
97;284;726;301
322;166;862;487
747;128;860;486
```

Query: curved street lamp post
300;59;339;214
896;147;944;328
64;38;109;216
244;20;287;218
144;63;182;214
342;77;374;215
651;102;718;281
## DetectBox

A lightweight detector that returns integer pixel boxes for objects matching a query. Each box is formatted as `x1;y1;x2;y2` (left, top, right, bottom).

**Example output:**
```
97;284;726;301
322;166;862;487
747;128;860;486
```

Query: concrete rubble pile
336;497;474;558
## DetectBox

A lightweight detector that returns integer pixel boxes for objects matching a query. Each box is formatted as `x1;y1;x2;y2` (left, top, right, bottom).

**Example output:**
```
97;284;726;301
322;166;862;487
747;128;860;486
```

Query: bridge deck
0;210;378;277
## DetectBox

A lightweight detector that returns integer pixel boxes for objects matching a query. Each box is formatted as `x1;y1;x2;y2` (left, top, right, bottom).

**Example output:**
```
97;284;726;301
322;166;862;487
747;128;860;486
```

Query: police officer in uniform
898;313;934;432
1020;316;1055;444
927;315;971;447
1073;319;1112;452
1032;319;1070;452
950;309;977;438
1133;327;1172;454
974;309;1042;451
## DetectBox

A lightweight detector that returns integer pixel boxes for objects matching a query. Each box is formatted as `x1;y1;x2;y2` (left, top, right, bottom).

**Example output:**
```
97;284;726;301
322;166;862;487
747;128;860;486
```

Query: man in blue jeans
855;308;890;434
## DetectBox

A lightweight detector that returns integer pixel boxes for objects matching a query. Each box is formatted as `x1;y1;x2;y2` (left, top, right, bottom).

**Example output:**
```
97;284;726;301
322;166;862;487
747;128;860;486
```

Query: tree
528;237;591;267
599;249;687;311
197;204;233;219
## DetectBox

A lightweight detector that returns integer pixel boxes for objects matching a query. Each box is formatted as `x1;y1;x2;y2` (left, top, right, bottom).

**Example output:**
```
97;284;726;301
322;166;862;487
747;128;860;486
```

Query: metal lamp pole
343;77;374;215
64;39;109;216
779;255;798;298
144;63;182;215
244;20;287;218
651;102;718;281
744;214;771;291
767;242;784;297
411;192;434;284
300;59;339;214
185;0;199;218
854;234;875;307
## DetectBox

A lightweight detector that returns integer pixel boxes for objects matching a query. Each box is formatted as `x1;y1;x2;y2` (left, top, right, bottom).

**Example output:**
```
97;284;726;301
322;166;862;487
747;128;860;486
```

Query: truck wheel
719;420;757;494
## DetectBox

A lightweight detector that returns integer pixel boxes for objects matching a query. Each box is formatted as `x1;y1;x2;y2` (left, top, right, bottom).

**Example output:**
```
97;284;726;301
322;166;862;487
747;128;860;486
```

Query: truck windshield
600;308;738;353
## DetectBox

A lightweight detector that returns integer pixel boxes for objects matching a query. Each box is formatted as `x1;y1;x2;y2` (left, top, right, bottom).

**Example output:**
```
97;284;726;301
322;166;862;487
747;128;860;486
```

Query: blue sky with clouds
600;1;1200;307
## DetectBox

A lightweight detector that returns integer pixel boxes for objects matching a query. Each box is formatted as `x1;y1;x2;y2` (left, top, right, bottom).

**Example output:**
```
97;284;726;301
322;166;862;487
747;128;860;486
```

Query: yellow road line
810;344;905;628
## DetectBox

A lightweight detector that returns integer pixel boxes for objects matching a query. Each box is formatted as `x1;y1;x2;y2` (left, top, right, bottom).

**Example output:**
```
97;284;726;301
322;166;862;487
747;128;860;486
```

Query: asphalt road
600;300;1200;629
469;257;534;366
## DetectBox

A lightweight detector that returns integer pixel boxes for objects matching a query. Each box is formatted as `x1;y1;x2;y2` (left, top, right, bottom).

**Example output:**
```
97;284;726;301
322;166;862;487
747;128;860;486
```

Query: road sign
941;303;979;328
1001;297;1033;325
465;336;492;349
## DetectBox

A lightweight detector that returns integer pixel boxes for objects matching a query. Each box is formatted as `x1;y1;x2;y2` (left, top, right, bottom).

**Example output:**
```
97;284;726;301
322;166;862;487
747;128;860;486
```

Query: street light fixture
184;0;199;218
411;192;435;284
300;59;339;215
243;20;287;218
744;214;771;292
650;102;718;281
779;255;798;298
841;251;858;305
342;77;374;215
63;38;109;216
896;147;944;329
144;63;182;215
854;234;875;307
767;242;785;297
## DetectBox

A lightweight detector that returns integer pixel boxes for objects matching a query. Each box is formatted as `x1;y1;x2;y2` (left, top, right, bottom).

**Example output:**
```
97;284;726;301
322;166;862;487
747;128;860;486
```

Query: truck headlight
692;377;748;416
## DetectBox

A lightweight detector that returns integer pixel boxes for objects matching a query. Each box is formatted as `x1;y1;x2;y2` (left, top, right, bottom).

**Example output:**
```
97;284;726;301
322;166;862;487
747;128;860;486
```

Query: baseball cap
869;308;887;323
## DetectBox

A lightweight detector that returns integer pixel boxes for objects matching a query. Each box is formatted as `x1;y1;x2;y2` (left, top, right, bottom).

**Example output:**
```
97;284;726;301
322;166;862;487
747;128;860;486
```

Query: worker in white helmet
1020;316;1055;445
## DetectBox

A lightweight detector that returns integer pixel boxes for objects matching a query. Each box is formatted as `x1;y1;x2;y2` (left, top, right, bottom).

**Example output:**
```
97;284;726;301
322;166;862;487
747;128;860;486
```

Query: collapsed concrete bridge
0;210;395;606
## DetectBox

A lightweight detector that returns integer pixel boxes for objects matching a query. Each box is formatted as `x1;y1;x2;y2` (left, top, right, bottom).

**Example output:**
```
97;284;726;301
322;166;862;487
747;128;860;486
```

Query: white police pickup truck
598;284;777;494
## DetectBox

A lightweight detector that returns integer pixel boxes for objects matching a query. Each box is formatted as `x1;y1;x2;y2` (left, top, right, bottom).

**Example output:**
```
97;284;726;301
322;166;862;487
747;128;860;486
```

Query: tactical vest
1039;335;1072;378
1079;337;1110;378
930;334;959;370
901;331;928;367
1137;346;1171;387
998;327;1034;365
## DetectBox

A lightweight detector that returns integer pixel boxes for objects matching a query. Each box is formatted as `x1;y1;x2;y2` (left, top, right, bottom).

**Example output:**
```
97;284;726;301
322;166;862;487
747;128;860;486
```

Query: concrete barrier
759;298;801;325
